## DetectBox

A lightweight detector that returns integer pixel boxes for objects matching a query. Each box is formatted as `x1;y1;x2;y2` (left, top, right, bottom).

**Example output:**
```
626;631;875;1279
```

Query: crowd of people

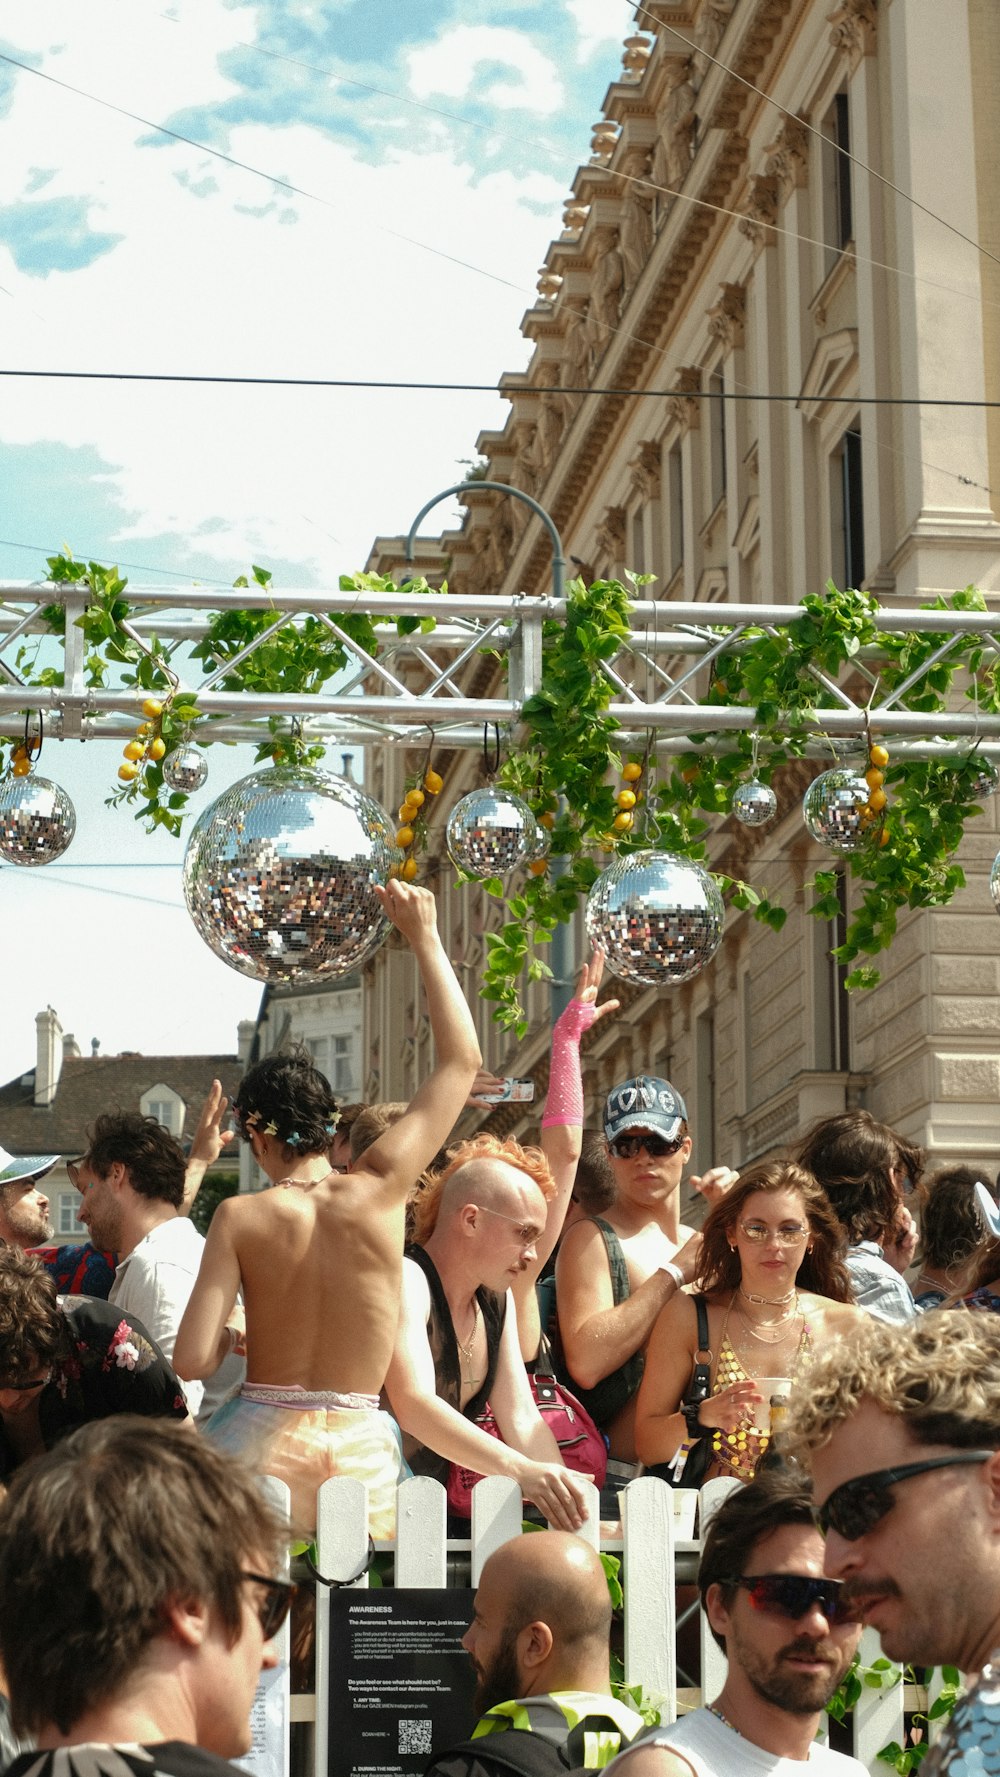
0;879;998;1773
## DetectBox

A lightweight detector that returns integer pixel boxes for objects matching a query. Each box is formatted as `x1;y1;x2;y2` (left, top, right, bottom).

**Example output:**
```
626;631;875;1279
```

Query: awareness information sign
329;1588;478;1777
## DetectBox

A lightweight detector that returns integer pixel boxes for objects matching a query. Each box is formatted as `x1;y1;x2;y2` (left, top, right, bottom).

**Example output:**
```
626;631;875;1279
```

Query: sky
0;0;634;1084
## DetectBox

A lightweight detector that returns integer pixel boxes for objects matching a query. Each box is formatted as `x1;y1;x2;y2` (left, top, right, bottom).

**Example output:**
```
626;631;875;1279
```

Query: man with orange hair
384;1136;592;1531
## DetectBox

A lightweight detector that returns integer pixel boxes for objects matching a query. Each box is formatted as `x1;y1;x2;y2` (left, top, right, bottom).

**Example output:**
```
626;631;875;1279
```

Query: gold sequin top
708;1303;811;1482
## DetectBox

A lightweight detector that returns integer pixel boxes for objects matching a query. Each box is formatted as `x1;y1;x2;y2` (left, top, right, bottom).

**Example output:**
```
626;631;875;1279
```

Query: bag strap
425;1733;569;1777
686;1295;713;1406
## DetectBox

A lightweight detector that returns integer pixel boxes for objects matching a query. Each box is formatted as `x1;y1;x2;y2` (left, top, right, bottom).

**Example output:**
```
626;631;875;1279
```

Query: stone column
741;178;787;601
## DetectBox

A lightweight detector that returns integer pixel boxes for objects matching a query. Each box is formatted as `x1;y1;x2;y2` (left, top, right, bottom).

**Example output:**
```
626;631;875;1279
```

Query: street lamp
405;480;574;1024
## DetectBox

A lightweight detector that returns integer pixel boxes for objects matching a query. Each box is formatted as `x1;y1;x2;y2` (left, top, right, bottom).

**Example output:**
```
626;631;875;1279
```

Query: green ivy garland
8;556;998;1029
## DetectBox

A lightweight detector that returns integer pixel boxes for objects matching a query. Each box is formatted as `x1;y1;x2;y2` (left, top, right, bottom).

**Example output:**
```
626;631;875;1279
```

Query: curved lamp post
405;480;573;1023
404;480;566;603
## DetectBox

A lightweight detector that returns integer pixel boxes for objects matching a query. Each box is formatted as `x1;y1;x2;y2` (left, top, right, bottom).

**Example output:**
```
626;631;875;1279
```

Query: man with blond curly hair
385;1134;592;1531
783;1310;1000;1759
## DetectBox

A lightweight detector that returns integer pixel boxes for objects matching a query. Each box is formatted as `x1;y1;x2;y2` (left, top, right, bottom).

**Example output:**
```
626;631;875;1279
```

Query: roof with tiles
0;1052;241;1156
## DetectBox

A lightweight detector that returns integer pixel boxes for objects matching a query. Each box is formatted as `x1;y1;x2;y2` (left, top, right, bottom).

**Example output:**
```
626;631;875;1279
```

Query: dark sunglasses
0;1368;52;1394
815;1451;994;1541
609;1133;684;1160
722;1572;856;1624
241;1571;298;1640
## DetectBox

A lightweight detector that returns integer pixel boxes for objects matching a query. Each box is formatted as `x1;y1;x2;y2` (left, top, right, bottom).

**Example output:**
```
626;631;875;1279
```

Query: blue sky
0;0;634;1079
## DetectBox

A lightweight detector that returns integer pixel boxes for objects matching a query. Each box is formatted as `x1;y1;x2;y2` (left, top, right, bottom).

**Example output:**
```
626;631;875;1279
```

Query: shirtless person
173;881;481;1537
555;1076;735;1480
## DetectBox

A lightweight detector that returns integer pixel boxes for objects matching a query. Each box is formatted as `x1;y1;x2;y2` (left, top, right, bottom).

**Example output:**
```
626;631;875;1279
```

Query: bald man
384;1138;592;1532
425;1532;643;1777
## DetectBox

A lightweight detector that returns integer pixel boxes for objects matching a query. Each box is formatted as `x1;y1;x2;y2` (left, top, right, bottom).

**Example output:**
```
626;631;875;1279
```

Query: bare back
231;1169;408;1394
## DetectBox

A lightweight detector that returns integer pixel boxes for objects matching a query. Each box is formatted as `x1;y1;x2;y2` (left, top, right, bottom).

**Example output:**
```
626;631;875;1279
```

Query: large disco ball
802;768;870;853
183;765;401;983
0;774;76;866
162;743;209;793
732;778;777;827
585;849;724;987
446;788;538;878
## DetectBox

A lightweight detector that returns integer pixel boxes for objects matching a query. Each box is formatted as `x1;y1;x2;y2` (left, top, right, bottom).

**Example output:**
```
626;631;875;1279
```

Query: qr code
398;1719;433;1757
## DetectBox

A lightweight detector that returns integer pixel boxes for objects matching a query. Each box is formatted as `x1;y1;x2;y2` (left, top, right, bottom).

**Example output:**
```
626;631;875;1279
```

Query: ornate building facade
366;0;1000;1175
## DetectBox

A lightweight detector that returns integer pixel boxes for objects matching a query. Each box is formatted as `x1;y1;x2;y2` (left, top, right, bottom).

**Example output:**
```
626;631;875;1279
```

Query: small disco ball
802;768;871;853
991;852;1000;914
970;760;1000;800
732;778;777;827
446;788;539;879
162;744;209;793
182;765;401;984
585;849;725;987
0;774;76;866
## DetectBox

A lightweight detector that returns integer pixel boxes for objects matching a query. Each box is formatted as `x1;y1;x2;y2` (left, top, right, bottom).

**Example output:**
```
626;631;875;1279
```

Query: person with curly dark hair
0;1417;287;1770
792;1110;920;1323
634;1161;858;1484
174;880;481;1538
0;1246;188;1481
910;1165;995;1308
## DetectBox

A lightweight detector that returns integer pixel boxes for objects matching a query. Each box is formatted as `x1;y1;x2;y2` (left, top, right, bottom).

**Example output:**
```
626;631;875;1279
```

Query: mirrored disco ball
991;851;1000;914
732;778;777;827
446;788;538;878
0;774;76;866
585;849;725;987
183;765;401;983
970;760;1000;800
802;768;870;853
162;744;209;793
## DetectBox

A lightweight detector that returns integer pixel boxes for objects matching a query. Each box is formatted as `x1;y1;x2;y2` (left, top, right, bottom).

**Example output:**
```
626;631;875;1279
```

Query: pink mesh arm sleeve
541;997;597;1128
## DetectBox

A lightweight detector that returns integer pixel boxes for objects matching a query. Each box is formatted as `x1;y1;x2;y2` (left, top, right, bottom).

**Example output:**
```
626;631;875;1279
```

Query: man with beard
784;1311;1000;1776
611;1470;865;1777
425;1532;643;1777
0;1146;58;1249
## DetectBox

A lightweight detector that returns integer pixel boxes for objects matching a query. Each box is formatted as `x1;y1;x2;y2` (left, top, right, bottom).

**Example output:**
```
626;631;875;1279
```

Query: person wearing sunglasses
793;1110;923;1324
635;1161;857;1484
609;1467;866;1777
0;1416;289;1775
555;1075;737;1489
783;1312;1000;1693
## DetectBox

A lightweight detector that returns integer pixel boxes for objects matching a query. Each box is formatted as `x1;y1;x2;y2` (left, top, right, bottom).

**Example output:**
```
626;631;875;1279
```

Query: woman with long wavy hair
634;1160;858;1484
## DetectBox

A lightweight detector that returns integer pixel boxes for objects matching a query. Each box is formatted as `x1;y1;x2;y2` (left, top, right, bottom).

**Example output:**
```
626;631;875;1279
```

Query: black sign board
329;1588;478;1777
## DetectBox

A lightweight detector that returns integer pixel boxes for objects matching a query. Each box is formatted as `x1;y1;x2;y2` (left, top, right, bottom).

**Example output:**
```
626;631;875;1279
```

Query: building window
332;1035;354;1093
667;443;684;578
832;425;865;588
813;871;851;1073
822;91;853;270
58;1192;84;1237
306;1037;328;1075
140;1086;185;1139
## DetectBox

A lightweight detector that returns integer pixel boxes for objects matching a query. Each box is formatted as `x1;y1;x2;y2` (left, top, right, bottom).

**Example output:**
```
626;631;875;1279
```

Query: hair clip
264;1121;279;1136
287;1131;301;1147
327;1109;341;1133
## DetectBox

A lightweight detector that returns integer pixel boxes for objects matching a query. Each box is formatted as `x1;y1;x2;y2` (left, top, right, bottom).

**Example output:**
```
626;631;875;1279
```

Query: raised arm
173;1197;243;1381
182;1079;234;1214
384;1262;589;1531
555;1217;701;1392
358;882;481;1199
513;952;619;1359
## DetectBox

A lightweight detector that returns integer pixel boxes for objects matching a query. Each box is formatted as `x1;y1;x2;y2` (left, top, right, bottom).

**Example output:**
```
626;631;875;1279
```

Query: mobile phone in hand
473;1078;535;1104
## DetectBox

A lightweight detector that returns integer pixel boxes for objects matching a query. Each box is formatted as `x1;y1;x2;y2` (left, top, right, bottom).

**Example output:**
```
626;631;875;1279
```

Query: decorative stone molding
622;34;654;81
763;116;810;199
630;441;662;502
584;229;624;370
590;120;620;166
707;280;746;351
695;0;737;69
536;266;563;302
561;199;589;239
827;0;877;64
595;505;627;563
620;153;654;295
667;364;703;431
739;174;780;249
651;57;697;216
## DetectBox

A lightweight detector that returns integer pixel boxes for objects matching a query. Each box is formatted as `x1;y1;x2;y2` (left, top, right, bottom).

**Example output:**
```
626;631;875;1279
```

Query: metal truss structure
2;579;1000;760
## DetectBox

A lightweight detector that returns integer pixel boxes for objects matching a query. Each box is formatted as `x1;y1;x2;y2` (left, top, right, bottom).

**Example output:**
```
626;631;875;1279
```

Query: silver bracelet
662;1260;685;1291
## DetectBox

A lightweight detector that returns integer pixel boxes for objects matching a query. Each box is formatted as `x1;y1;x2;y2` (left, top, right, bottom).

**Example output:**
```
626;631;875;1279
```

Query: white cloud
565;0;631;62
407;25;563;116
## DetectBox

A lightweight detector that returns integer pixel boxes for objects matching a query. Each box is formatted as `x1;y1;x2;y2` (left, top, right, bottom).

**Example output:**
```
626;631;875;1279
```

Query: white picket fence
251;1472;935;1777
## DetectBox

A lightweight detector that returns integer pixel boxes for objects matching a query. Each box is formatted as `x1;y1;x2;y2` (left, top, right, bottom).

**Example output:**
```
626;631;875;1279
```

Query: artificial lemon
622;762;643;782
868;787;887;812
405;788;425;810
869;743;889;768
396;825;415;848
865;767;884;790
423;769;443;795
118;762;139;782
141;698;163;719
11;758;30;778
401;857;419;881
539;811;555;829
148;737;166;762
613;810;634;832
528;858;548;876
617;789;637;810
123;740;144;761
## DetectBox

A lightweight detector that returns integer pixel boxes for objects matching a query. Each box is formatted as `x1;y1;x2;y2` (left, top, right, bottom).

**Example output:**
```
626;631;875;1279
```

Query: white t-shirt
611;1709;868;1777
110;1215;243;1421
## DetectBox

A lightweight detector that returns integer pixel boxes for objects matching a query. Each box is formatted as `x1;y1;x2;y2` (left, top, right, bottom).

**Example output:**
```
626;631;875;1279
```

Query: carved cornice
763;116;809;199
707;280;746;350
827;0;877;64
668;364;703;432
630;441;662;501
595;505;627;562
739;174;779;249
